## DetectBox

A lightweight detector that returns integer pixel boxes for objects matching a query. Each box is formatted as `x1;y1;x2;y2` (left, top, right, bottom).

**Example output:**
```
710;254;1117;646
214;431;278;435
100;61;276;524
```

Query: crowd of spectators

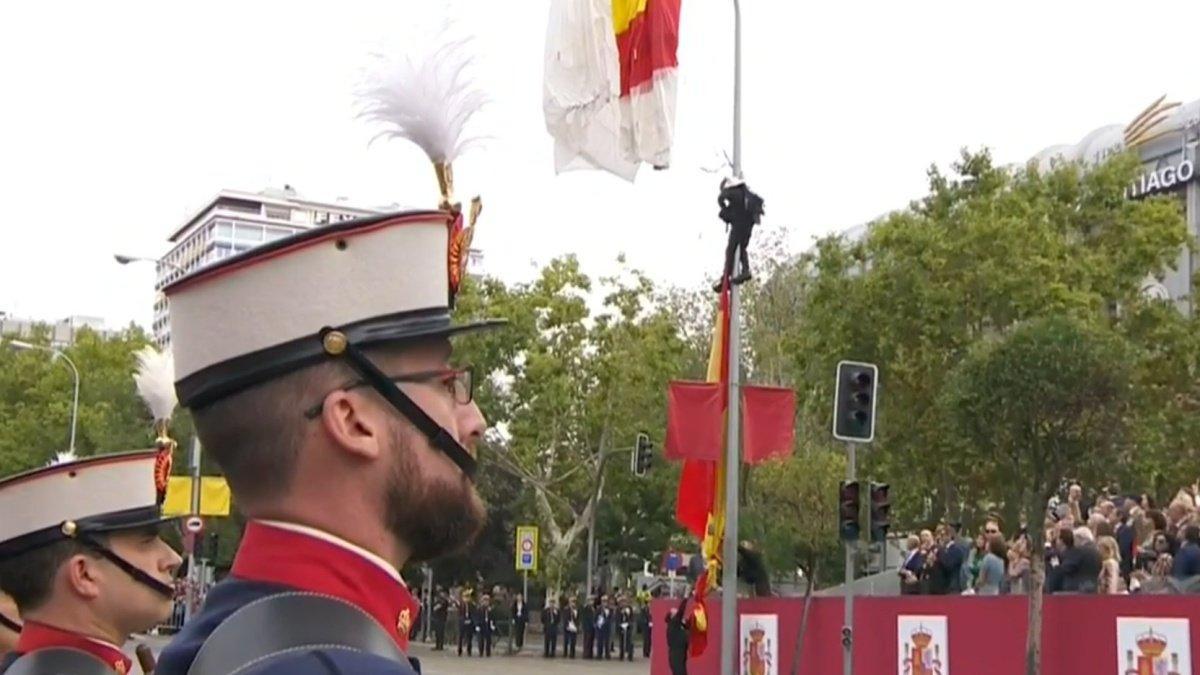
898;482;1200;595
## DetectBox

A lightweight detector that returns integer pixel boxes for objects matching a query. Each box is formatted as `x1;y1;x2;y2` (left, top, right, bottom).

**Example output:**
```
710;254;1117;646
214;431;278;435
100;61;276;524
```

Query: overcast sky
2;0;1198;329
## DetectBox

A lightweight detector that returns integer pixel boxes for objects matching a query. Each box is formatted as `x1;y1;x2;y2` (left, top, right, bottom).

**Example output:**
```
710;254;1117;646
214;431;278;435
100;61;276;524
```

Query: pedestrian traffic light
869;482;890;543
832;361;879;442
633;432;653;476
839;480;860;542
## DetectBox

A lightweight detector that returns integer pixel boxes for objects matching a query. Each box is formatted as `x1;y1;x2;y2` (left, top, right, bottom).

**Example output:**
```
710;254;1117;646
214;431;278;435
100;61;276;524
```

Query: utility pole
720;2;744;675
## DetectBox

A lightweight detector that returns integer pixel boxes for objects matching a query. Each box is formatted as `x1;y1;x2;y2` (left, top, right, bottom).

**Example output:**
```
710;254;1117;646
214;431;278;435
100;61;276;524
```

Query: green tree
941;316;1132;675
744;449;844;675
452;257;702;593
759;149;1187;530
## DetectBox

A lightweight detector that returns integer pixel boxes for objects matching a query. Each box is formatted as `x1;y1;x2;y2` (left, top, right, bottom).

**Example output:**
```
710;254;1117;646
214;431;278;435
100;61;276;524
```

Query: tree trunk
1025;543;1045;675
789;558;817;675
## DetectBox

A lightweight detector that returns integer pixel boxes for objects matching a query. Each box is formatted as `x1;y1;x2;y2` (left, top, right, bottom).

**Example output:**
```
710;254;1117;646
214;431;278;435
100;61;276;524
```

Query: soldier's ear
320;389;385;462
63;553;103;601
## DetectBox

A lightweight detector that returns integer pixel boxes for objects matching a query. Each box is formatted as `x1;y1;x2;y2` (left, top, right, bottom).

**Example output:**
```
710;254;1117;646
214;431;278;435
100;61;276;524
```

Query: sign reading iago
1127;156;1196;199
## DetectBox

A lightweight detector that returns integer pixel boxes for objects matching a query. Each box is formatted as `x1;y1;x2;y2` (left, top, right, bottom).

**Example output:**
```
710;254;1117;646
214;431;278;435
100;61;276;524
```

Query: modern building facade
152;187;387;345
0;313;120;347
1032;95;1200;315
152;186;486;345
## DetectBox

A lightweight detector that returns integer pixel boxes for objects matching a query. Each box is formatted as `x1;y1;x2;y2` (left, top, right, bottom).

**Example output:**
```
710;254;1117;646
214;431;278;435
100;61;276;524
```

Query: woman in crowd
1097;535;1125;594
1006;533;1032;595
974;535;1006;596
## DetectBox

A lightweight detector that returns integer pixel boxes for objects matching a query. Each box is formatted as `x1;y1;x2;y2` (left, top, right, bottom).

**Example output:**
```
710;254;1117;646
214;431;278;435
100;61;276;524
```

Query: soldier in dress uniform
541;598;560;658
561;596;579;659
617;594;635;661
509;592;528;651
0;451;182;675
152;29;505;675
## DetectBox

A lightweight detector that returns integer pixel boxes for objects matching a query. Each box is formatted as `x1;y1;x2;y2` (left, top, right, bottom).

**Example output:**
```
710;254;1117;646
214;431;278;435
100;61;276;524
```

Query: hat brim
176;312;506;409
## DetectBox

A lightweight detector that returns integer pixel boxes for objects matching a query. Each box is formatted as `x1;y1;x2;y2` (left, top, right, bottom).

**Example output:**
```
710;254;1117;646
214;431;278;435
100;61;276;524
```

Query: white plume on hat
357;23;487;165
133;346;177;423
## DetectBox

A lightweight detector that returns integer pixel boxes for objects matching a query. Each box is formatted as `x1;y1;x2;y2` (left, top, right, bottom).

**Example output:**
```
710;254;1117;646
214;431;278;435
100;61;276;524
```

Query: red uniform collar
15;621;131;674
231;520;418;651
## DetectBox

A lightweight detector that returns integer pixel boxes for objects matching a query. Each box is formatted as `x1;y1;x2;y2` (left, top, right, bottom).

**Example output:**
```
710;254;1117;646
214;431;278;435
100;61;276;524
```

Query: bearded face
383;418;486;561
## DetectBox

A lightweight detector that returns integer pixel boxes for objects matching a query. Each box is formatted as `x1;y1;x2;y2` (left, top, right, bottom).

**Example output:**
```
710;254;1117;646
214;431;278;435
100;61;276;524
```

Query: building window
234;223;264;244
216;220;233;241
264;205;290;220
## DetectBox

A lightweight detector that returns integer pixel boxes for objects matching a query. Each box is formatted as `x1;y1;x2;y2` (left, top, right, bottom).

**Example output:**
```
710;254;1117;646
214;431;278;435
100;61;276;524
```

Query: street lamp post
7;340;80;454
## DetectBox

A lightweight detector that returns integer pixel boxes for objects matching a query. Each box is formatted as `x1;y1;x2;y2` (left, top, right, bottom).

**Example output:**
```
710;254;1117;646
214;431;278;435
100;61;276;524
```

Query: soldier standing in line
541;598;561;658
431;588;449;651
561;595;579;659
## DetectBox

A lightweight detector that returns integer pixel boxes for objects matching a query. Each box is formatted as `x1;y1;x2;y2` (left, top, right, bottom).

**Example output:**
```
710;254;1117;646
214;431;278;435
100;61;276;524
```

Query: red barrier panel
651;594;1200;675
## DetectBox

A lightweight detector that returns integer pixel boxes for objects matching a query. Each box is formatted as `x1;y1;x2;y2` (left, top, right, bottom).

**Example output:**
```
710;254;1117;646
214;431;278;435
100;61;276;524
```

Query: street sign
184;516;204;534
515;525;538;572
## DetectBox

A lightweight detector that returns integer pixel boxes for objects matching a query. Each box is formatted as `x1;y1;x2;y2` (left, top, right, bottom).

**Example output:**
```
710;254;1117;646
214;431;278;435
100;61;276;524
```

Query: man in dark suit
666;595;692;675
475;594;495;657
542;599;561;658
1172;525;1200;579
562;596;580;658
638;597;653;658
510;592;529;651
1048;528;1102;593
431;589;449;650
581;594;597;659
617;595;636;661
458;592;475;656
596;594;615;660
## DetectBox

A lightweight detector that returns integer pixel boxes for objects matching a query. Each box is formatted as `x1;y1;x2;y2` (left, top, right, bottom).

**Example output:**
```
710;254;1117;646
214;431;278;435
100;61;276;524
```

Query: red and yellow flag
543;0;682;180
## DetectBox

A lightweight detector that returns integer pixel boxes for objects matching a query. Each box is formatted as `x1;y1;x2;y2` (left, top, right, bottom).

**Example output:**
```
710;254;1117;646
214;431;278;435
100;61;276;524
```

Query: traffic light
839;480;860;542
633;432;653;476
832;361;879;442
869;482;890;543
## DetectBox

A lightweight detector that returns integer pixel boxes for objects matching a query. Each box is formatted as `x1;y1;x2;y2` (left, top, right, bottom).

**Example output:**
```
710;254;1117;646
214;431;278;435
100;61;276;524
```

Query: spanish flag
544;0;682;180
669;281;729;655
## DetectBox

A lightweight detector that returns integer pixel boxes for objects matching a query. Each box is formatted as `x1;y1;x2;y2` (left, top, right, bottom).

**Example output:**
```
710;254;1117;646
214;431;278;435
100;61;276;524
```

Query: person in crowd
458;590;475;656
975;534;1006;596
581;593;597;660
899;534;924;595
1097;535;1125;594
1006;532;1032;595
1088;513;1113;539
967;532;987;590
542;597;561;658
1067;483;1085;525
596;594;614;659
431;588;449;651
510;592;529;652
666;594;692;675
938;522;968;594
617;594;636;661
474;593;495;657
1051;527;1102;593
638;596;652;658
562;595;579;659
1172;525;1200;580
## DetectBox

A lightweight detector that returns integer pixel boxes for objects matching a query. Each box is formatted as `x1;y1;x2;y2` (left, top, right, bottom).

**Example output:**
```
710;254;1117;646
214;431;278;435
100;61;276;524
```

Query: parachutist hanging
714;177;765;292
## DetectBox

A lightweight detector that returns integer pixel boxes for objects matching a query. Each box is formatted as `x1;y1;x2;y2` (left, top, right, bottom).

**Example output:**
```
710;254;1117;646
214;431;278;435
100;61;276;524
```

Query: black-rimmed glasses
303;367;474;419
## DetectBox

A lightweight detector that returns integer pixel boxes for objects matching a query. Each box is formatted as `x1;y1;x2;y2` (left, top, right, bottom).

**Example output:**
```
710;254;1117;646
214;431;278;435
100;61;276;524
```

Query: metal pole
843;441;857;675
721;277;742;675
732;0;743;178
721;3;744;675
187;437;202;621
55;352;80;455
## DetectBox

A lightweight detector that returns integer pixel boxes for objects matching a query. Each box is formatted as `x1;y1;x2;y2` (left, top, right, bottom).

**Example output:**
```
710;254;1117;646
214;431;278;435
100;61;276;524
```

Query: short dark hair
987;534;1007;559
191;361;346;506
1058;528;1075;548
1184;525;1200;544
0;539;101;612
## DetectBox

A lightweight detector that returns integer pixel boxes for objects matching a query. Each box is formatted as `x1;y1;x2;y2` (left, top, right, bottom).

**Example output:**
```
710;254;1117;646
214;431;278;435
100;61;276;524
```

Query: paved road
126;635;650;674
410;643;649;674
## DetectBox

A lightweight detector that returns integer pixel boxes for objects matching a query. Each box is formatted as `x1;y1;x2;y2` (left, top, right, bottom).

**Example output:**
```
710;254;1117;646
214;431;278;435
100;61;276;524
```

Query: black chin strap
320;328;478;480
79;536;175;599
0;612;20;633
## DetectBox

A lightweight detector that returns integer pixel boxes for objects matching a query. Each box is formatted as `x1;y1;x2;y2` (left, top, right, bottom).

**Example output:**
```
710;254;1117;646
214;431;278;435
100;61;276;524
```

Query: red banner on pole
741;385;796;464
664;381;724;461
